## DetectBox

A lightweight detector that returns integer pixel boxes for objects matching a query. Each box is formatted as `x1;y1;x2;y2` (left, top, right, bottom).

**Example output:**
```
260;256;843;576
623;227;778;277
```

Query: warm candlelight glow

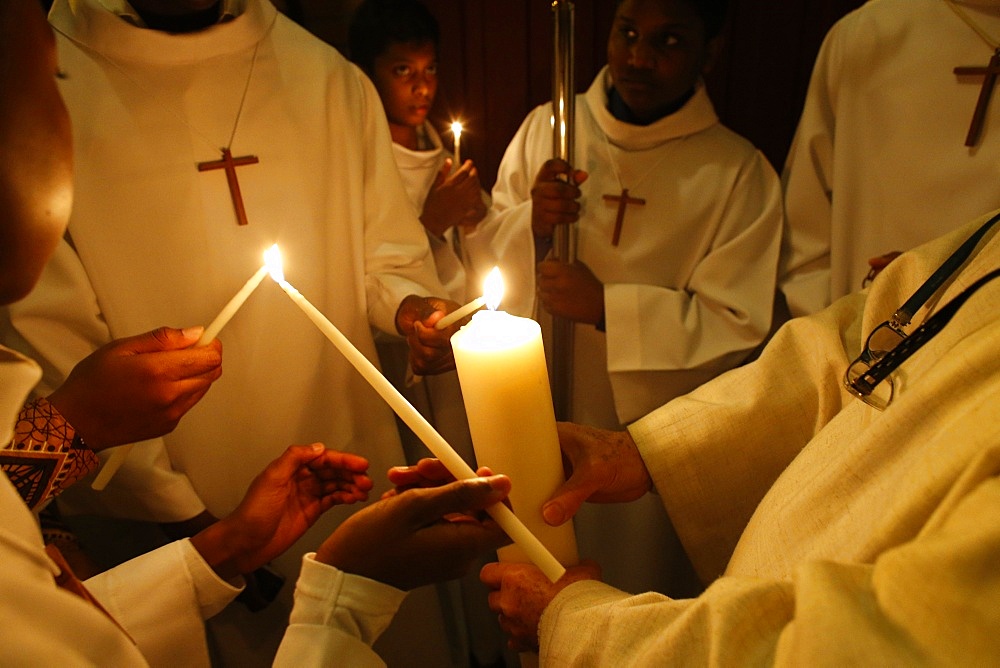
483;266;503;310
451;120;463;166
435;266;502;330
264;244;284;282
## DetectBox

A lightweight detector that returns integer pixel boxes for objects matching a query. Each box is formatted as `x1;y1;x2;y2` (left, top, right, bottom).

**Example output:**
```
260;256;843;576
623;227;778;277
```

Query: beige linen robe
781;0;1000;316
540;213;1000;665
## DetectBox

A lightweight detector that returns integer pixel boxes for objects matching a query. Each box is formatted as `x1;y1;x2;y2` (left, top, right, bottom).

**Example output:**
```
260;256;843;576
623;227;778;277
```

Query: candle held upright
450;120;463;167
451;273;579;568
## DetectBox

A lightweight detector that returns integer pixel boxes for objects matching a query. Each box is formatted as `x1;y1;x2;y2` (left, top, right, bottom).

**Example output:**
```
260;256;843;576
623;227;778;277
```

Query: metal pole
550;0;575;421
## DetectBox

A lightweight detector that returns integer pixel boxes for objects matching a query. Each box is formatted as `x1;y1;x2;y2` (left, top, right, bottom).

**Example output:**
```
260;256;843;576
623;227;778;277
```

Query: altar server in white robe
466;0;783;597
781;0;1000;317
347;0;489;472
482;210;1000;665
2;0;461;663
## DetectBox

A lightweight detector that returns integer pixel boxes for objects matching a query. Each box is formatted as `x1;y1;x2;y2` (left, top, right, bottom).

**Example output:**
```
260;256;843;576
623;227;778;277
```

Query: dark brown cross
603;188;646;246
954;48;1000;147
197;148;259;226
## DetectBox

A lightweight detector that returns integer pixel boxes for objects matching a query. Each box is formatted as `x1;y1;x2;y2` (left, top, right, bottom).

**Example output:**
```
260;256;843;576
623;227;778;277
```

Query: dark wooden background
280;0;866;188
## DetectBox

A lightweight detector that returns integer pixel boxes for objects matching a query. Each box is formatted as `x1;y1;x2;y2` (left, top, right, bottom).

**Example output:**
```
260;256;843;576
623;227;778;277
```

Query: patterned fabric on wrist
1;397;99;510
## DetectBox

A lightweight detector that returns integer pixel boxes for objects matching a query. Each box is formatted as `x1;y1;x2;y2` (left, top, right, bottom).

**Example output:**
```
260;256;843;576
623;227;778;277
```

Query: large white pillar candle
451;310;579;567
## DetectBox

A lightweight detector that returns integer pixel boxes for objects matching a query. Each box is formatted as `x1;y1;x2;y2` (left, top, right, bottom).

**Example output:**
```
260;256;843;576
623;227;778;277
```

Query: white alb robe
467;67;783;597
392;121;468;303
3;0;452;663
1;348;405;666
540;213;1000;664
781;0;1000;317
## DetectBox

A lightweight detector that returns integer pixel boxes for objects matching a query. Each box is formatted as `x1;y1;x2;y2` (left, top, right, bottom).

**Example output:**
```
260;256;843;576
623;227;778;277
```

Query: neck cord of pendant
51;13;275;155
598;127;670;196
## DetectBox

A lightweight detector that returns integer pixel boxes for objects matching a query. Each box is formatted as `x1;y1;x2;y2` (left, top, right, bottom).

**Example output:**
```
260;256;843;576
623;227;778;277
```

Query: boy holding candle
466;0;783;599
348;0;489;297
348;2;510;663
347;0;486;478
2;0;464;663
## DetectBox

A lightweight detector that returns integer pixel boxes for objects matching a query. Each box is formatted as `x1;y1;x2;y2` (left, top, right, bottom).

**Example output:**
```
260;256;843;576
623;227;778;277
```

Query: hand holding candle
265;247;566;581
435;266;501;330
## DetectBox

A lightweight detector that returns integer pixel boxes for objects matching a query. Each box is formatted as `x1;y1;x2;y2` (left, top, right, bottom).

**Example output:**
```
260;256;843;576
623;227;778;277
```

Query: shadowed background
275;0;865;188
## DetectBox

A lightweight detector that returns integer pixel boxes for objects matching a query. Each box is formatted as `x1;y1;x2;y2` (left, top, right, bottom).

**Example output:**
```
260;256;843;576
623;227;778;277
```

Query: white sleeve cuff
290;553;407;646
178;538;245;619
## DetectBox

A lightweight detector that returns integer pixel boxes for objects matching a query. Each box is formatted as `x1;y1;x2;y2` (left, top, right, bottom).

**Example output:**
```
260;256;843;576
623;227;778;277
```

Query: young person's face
372;41;438;131
606;0;715;123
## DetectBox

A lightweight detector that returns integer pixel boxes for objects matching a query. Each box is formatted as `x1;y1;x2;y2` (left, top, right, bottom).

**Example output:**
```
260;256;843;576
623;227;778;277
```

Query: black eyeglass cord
892;211;1000;328
854;267;1000;394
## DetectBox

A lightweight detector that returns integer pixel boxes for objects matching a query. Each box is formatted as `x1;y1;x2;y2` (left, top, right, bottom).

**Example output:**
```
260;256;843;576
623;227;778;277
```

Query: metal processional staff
550;0;575;421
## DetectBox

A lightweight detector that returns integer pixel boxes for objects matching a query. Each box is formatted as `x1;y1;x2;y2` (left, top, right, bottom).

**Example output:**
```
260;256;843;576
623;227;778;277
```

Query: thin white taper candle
434;296;485;330
94;253;273;490
451;120;462;166
436;266;502;331
197;264;269;346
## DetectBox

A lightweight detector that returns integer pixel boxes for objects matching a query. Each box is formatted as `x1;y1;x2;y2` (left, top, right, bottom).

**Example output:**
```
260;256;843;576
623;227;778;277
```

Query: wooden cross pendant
197;148;259;226
954;48;1000;147
603;188;646;246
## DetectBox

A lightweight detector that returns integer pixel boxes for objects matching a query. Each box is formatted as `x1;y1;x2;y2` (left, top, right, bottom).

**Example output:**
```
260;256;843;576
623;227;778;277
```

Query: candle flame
483;266;503;311
264;244;284;282
451;120;463;139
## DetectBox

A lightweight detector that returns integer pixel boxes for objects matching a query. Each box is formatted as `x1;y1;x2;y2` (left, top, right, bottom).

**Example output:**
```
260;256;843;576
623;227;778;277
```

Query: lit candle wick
435;266;503;330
